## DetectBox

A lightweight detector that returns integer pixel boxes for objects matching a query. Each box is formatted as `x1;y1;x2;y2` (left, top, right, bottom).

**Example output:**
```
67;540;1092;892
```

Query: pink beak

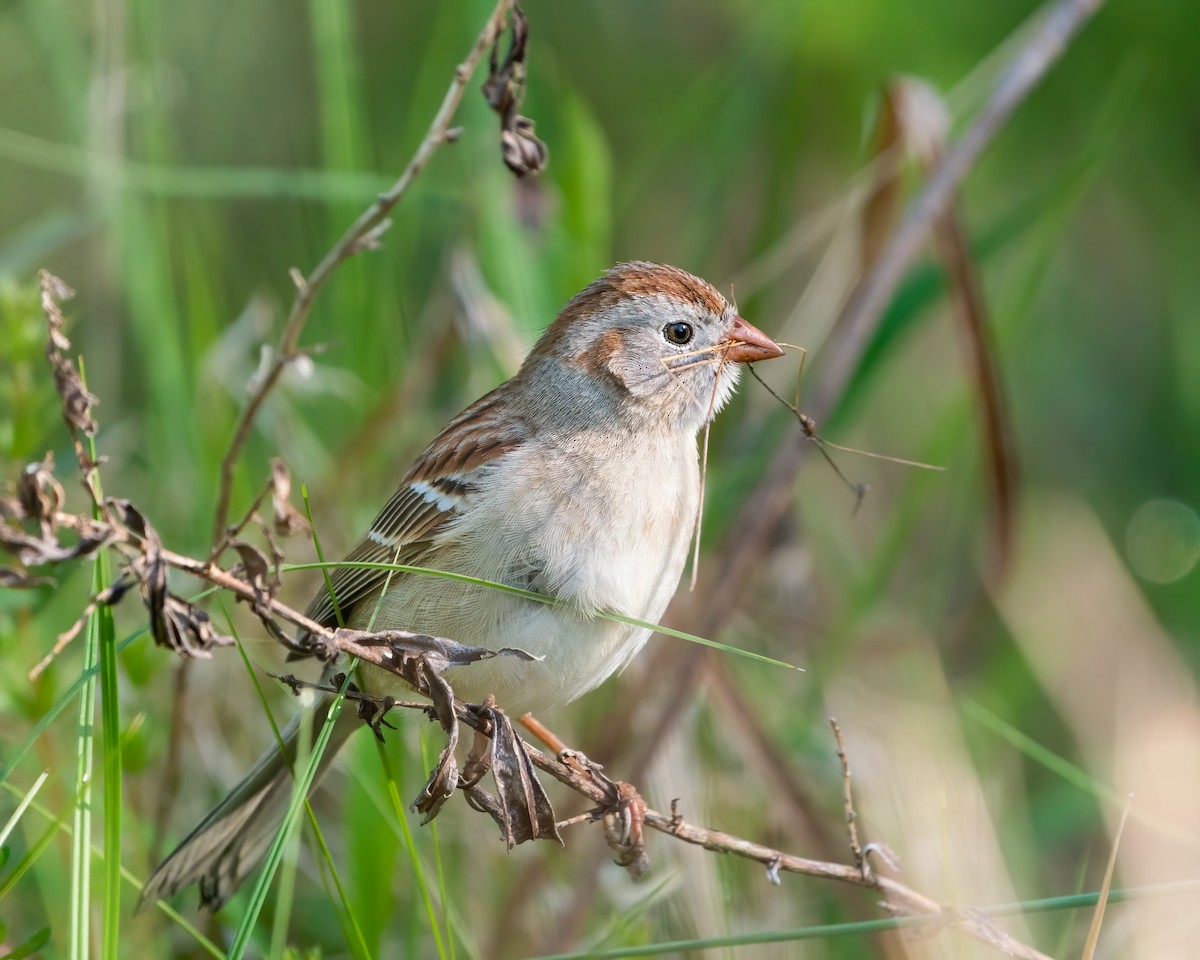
723;316;785;364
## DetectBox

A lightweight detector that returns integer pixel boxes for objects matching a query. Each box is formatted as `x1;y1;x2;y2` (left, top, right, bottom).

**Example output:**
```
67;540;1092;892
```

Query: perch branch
10;484;1049;958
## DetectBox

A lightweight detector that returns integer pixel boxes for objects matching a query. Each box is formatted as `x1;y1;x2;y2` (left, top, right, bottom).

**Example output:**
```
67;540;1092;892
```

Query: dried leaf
16;454;64;532
336;626;539;675
107;498;151;540
38;271;75;351
861;85;905;272
461;704;494;788
412;659;460;822
462;784;509;833
499;117;548;178
861;78;950;278
39;270;98;439
111;498;231;658
482;1;547;177
270;458;309;536
149;592;233;658
889;76;951;169
486;706;561;848
887;77;1016;576
355;693;397;742
230;538;279;616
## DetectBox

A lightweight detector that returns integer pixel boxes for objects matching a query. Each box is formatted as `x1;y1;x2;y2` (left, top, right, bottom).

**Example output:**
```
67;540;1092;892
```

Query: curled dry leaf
355;692;398;742
500;118;548;179
107;498;150;540
336;626;540;674
150;592;234;659
333;625;556;845
461;708;494;788
481;1;547;177
484;705;561;848
230;538;280;618
16;454;64;534
270;458;309;536
412;660;461;823
109;498;233;658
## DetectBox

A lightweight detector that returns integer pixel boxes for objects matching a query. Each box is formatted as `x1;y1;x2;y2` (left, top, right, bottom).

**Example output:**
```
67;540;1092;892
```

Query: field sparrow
142;261;783;909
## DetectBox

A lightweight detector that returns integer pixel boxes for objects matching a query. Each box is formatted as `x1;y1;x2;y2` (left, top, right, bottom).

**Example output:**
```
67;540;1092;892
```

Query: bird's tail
139;694;359;912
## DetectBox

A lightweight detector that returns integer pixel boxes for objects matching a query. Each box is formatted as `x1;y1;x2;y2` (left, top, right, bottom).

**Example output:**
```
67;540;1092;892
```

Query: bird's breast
359;430;699;710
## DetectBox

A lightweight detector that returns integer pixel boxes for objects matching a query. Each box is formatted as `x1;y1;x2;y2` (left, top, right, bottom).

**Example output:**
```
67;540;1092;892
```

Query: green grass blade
222;608;303;960
268;706;310;960
0;806;64;904
0;782;226;960
306;803;375;960
303;483;345;628
991;878;1200;915
0;770;48;850
95;544;120;959
375;742;447;960
526;878;1200;959
2;588;219;789
225;670;356;959
69;547;101;960
296;493;374;957
0;126;392;200
1;628;141;789
961;698;1120;804
417;729;455;960
282;561;802;672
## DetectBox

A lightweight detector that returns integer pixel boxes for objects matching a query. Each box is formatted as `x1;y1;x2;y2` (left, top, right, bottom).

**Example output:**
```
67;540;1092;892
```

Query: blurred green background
2;0;1199;957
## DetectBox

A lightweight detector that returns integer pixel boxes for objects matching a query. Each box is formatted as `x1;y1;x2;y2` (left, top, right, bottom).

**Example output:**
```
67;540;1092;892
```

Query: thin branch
505;722;1054;960
209;0;515;548
830;717;867;876
14;495;1052;958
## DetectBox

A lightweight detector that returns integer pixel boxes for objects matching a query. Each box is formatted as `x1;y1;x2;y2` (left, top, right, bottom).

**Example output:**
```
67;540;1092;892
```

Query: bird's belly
356;442;696;712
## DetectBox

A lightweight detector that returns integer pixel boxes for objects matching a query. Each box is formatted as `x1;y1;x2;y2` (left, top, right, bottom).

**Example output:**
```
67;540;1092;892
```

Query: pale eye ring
663;321;694;345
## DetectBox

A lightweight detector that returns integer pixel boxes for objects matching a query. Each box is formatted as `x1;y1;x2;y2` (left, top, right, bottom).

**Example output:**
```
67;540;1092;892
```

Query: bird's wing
301;384;525;634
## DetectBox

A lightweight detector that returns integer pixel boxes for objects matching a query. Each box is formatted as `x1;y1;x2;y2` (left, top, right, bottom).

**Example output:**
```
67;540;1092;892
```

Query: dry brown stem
831;717;867;875
209;0;517;549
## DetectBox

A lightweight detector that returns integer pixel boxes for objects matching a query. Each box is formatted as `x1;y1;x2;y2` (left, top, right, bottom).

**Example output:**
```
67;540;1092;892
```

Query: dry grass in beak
659;342;730;376
746;351;944;512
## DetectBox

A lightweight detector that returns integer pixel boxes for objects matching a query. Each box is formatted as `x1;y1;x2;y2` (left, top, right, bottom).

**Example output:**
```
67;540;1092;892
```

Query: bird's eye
663;321;694;345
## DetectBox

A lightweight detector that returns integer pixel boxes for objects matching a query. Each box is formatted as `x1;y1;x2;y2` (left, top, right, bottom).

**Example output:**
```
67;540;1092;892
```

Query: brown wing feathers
300;386;525;635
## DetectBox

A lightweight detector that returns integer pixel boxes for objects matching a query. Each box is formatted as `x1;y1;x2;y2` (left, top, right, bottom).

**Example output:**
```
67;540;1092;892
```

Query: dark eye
663;321;694;345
